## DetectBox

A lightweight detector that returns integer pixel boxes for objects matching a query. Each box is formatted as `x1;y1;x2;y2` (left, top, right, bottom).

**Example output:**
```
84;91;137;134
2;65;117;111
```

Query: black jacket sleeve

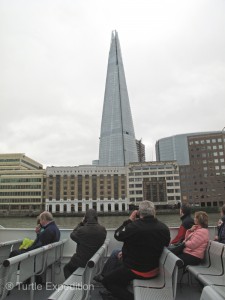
70;222;84;243
114;219;136;241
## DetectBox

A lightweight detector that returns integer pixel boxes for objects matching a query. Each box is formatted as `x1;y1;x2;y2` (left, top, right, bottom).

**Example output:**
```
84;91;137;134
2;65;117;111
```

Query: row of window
190;145;224;151
189;138;225;145
129;171;178;176
0;185;42;189
191;152;224;158
131;165;177;171
0;199;42;203
49;170;126;174
0;178;42;183
48;196;126;201
129;176;180;182
0;192;41;196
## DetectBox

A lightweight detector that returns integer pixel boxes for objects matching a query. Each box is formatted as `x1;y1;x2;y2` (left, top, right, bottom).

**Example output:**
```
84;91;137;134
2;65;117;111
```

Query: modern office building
45;165;127;213
180;132;225;207
0;153;45;216
155;132;219;165
136;139;145;162
127;161;181;208
98;31;138;166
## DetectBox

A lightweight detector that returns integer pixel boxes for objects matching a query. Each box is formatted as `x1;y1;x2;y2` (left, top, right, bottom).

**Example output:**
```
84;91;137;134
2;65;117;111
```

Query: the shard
98;31;138;166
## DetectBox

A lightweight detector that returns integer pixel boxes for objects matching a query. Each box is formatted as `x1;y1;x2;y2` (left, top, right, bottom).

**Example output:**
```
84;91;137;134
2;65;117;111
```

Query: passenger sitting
177;211;209;268
214;204;225;244
101;200;170;300
170;203;194;245
9;211;60;257
63;209;106;279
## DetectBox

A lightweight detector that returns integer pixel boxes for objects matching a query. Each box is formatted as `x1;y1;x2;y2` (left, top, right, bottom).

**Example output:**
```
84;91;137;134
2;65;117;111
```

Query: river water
0;213;220;229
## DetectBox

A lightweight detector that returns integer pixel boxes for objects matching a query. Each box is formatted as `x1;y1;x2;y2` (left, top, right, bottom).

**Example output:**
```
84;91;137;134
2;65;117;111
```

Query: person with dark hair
64;209;106;279
170;203;194;245
101;201;170;300
214;204;225;244
177;211;209;268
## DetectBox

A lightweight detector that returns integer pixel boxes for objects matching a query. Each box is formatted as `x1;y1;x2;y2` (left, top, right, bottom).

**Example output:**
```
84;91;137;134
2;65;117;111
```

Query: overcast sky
1;0;225;167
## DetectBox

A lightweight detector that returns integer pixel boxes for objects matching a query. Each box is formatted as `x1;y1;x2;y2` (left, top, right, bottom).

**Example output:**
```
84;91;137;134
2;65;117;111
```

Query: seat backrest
161;247;170;265
164;252;183;300
222;245;225;274
200;285;225;300
42;240;66;268
0;240;23;264
157;247;171;287
201;240;211;267
82;241;109;300
0;245;12;265
11;240;24;251
208;241;224;271
1;249;38;299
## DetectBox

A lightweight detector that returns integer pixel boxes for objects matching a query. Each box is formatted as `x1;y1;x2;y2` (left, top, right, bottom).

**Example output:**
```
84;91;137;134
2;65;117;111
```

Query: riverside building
156;131;225;208
0;153;45;216
180;132;225;207
45;165;127;214
127;161;181;208
155;132;218;165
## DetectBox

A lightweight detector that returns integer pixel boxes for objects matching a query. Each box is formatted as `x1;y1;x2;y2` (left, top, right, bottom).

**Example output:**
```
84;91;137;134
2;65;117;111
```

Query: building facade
155;132;219;165
127;161;181;208
0;153;45;216
45;165;127;213
180;132;225;207
98;31;138;166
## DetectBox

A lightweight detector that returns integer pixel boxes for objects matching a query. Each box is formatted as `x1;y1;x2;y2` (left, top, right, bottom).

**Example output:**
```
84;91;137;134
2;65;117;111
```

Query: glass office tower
98;31;138;166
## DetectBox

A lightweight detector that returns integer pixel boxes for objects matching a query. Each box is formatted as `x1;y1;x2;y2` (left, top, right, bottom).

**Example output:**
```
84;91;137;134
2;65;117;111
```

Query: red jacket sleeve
171;225;187;244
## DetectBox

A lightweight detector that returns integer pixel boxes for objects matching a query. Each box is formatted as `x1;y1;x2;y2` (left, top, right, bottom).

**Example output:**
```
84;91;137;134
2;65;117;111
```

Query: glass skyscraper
98;31;138;166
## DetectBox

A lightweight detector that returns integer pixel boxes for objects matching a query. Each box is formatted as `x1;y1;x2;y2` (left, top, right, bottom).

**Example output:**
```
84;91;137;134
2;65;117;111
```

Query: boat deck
1;227;215;300
6;272;203;300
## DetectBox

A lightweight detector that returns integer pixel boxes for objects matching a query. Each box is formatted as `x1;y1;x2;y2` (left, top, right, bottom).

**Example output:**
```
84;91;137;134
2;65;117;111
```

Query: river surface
0;213;220;229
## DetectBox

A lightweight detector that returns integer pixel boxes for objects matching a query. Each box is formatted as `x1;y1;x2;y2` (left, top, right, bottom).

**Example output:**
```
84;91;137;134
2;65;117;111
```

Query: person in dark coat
9;211;60;257
215;204;225;244
170;203;194;245
101;200;170;300
63;209;107;279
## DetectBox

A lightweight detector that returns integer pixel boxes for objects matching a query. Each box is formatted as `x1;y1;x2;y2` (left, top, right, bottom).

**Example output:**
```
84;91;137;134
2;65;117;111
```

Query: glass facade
99;31;138;166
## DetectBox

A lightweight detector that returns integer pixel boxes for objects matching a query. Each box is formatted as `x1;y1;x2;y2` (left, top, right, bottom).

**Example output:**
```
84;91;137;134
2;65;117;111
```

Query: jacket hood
85;209;98;224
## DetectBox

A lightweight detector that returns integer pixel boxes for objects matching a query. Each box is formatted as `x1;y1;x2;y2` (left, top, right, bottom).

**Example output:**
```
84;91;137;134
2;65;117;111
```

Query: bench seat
0;239;68;300
200;285;225;300
133;248;183;300
48;239;109;300
187;241;225;286
187;241;224;286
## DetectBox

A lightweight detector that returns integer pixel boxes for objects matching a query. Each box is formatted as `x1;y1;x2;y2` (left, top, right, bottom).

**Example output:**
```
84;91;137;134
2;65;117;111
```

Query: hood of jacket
84;209;98;224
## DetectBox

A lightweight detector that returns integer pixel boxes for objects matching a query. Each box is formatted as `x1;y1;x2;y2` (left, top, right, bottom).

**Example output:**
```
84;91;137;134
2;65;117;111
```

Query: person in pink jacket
178;211;209;267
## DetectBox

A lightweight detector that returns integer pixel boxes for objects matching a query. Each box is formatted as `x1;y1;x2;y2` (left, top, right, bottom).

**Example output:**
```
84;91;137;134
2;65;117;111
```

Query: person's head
194;211;208;228
39;211;53;226
220;204;225;217
138;200;155;218
84;209;98;223
180;203;191;216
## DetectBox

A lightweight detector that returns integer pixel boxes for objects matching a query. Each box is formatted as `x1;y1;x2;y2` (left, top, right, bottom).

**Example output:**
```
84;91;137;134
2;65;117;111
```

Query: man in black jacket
102;201;170;300
64;209;107;279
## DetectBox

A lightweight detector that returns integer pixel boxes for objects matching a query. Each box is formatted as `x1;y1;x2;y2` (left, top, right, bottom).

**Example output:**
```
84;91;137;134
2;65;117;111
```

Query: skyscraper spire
98;31;138;166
